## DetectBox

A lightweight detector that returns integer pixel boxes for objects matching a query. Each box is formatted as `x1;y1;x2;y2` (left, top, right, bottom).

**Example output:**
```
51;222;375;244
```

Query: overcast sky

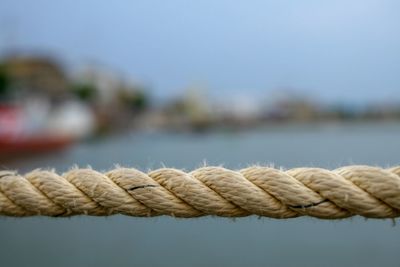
1;0;399;103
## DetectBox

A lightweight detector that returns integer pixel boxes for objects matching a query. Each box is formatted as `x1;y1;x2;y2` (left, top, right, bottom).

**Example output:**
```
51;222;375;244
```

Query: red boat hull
0;135;74;155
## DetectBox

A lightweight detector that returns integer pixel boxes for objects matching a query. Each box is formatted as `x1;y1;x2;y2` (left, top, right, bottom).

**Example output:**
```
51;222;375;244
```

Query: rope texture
1;165;400;219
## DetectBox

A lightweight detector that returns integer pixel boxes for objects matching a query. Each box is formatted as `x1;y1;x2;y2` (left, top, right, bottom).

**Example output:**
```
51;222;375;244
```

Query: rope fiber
1;165;400;219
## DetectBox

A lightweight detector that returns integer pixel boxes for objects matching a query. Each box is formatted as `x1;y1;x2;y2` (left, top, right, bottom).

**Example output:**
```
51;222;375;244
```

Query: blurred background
0;1;399;266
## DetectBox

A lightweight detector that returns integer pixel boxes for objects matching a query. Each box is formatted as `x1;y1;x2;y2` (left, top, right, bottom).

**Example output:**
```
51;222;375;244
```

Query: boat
0;104;75;158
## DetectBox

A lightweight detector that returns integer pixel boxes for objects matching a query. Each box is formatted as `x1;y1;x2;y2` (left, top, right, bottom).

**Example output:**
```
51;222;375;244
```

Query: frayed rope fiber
1;165;400;219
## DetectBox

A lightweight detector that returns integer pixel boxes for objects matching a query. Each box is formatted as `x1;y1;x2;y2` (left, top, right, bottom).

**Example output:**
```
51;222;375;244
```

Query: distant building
3;55;69;101
261;90;319;121
72;65;150;132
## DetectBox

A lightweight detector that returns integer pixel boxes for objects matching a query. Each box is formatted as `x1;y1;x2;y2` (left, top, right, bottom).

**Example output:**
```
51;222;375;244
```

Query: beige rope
0;165;400;219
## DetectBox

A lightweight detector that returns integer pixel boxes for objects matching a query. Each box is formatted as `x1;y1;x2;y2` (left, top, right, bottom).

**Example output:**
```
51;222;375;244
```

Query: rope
0;165;400;219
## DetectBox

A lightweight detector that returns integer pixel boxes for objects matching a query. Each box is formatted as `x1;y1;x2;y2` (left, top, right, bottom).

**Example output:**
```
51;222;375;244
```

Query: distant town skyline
1;0;400;104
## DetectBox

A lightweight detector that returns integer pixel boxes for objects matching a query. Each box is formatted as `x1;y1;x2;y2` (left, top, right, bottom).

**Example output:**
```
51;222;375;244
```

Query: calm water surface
1;122;400;267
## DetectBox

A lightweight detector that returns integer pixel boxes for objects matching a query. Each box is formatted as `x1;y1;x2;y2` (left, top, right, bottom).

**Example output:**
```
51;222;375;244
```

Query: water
1;122;400;267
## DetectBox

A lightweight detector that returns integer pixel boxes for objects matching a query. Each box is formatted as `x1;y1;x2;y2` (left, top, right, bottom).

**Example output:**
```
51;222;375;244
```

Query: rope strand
0;165;399;219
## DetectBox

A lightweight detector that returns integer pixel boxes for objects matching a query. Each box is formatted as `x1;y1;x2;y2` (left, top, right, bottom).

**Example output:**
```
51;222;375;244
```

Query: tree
0;64;10;98
71;83;97;101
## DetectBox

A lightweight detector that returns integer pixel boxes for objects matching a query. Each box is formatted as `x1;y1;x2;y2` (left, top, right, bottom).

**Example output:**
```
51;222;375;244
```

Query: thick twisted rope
0;165;400;219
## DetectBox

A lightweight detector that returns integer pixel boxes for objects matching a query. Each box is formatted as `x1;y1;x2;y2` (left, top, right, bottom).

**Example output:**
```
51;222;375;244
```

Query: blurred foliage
118;89;148;112
327;105;358;120
0;64;11;97
71;83;97;101
166;100;186;114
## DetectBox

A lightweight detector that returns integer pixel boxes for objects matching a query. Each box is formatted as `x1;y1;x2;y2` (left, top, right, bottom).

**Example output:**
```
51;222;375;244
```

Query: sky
1;0;400;104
